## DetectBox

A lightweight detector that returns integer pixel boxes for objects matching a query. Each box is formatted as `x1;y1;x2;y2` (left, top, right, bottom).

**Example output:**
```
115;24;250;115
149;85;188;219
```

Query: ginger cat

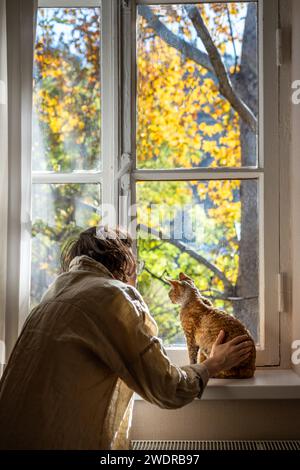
168;272;256;378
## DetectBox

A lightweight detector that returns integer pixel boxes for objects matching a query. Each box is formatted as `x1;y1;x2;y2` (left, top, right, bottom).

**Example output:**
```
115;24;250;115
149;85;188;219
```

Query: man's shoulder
38;272;153;325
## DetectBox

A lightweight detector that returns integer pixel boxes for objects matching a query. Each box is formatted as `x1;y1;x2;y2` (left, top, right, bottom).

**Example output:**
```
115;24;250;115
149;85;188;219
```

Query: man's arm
88;285;252;409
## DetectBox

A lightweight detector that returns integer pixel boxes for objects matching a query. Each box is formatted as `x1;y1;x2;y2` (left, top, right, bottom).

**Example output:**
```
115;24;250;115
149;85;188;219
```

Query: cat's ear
179;272;194;283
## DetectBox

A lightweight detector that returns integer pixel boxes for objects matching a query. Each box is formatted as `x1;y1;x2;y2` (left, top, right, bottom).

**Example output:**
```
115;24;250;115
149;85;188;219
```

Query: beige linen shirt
0;255;209;450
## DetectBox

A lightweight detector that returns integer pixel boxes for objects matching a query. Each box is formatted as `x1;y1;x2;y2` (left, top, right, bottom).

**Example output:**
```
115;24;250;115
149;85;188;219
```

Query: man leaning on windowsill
0;226;252;450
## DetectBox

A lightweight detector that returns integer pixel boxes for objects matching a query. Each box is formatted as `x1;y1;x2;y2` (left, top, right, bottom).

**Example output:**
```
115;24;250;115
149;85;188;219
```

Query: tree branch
138;223;234;294
184;5;257;132
144;266;170;286
138;5;214;74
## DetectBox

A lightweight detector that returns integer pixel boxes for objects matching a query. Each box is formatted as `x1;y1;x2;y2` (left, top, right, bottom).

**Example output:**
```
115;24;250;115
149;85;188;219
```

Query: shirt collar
68;255;114;279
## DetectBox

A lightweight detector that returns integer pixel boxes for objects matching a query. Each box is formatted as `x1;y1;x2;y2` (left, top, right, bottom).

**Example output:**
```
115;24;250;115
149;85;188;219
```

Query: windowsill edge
134;370;300;401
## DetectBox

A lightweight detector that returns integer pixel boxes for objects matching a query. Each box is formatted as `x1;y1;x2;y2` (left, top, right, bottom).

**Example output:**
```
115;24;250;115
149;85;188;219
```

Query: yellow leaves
186;63;195;74
219;43;226;55
212;123;223;134
203;78;216;89
39;262;49;270
47;97;58;107
196;182;207;200
190;154;199;164
193;134;202;146
228;4;239;16
182;27;193;41
149;132;157;141
136;12;242;170
50;119;61;134
64;96;75;106
203;141;216;153
201;125;219;137
205;180;241;226
87;214;101;227
51;68;63;78
221;101;231;114
76;136;84;144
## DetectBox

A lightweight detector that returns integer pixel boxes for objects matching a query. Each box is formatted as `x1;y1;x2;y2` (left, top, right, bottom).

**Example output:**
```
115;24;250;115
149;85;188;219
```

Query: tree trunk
233;3;259;340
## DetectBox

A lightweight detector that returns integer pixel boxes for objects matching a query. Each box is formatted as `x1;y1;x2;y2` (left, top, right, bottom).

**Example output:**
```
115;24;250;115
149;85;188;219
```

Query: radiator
131;440;300;451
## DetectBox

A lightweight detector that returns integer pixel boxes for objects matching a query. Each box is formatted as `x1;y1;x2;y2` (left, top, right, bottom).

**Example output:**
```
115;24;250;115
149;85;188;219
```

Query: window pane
31;184;101;306
136;180;259;346
136;2;258;169
32;8;101;171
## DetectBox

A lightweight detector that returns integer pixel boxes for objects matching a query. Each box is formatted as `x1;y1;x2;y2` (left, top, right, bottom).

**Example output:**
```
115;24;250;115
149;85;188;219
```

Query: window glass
32;7;101;172
137;179;259;345
31;183;101;306
136;3;258;169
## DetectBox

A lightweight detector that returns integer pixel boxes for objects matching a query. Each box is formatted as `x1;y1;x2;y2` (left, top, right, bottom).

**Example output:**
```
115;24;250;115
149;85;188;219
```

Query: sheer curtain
0;0;37;371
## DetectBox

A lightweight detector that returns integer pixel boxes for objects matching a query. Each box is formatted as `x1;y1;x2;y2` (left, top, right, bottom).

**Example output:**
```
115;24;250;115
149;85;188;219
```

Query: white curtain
0;0;37;370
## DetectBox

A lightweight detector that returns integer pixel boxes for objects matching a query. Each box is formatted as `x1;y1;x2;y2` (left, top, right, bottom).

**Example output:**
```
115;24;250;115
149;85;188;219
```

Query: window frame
22;0;280;367
34;0;119;204
121;0;280;366
26;0;119;319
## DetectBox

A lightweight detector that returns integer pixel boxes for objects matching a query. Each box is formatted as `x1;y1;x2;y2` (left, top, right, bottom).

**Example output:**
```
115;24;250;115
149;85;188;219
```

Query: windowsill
134;370;300;401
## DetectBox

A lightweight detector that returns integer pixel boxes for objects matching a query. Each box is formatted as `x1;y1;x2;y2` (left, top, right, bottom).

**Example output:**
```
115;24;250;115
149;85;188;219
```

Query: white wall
132;400;300;440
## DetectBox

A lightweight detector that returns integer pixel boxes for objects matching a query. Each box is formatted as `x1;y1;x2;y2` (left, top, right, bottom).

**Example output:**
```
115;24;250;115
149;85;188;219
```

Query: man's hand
203;330;253;377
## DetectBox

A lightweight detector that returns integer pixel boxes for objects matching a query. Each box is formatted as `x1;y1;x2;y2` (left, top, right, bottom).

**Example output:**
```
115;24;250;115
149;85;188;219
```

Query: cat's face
167;272;196;305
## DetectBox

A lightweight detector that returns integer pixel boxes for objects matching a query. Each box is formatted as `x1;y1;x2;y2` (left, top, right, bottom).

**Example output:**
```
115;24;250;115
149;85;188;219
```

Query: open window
28;0;280;367
122;0;280;366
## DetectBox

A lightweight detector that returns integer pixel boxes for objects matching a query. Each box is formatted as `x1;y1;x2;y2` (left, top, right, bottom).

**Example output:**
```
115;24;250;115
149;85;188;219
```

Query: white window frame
121;0;280;366
16;0;280;367
24;0;119;321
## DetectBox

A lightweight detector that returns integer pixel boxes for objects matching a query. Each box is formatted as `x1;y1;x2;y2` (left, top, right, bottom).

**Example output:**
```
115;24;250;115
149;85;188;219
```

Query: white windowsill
134;370;300;401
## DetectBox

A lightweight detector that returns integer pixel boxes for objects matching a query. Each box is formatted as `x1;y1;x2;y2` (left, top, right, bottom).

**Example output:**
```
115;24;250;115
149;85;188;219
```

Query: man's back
0;256;135;449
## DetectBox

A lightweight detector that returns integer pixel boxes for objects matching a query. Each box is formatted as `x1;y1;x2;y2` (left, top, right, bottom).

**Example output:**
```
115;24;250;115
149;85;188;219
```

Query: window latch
122;0;130;9
116;153;132;194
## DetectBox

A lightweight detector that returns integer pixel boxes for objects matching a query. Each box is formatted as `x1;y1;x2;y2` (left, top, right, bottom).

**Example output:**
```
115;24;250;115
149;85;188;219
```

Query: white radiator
131;440;300;451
